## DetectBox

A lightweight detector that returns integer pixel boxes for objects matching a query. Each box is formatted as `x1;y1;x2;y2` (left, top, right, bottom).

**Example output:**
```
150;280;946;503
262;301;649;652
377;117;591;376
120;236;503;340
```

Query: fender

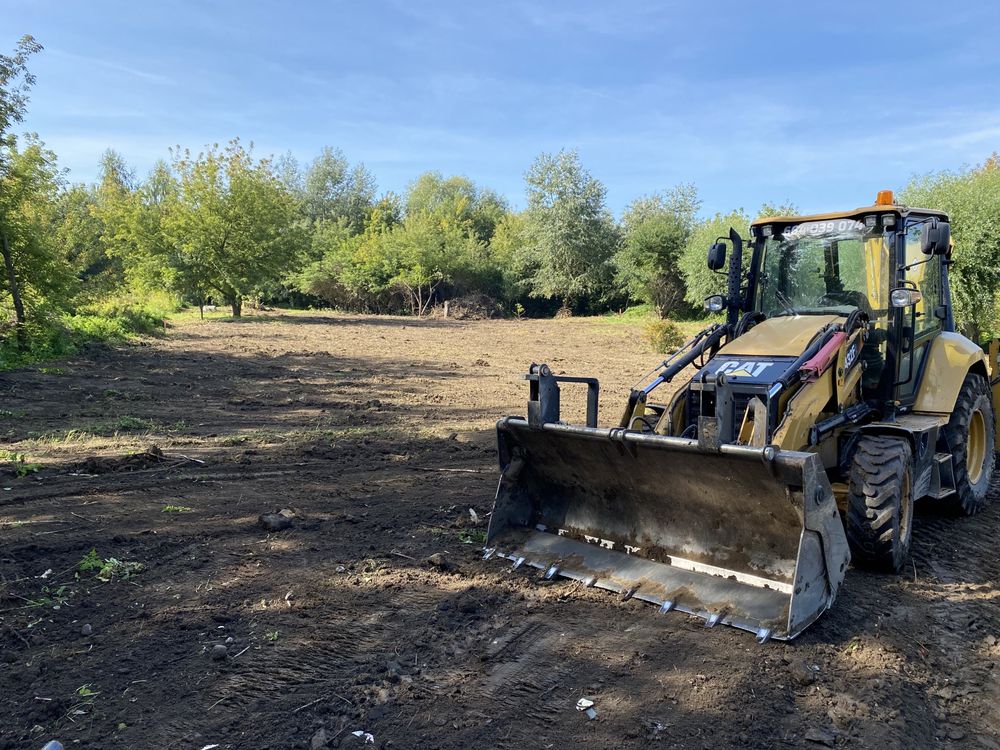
913;332;989;415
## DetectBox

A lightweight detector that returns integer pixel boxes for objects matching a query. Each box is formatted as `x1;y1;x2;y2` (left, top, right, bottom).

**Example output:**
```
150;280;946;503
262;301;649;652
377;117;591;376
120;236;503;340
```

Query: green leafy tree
303;147;376;232
0;34;42;171
678;203;795;309
401;172;506;302
521;150;618;311
901;157;1000;338
103;159;210;310
386;211;489;315
82;149;140;296
0;35;43;349
0;136;73;349
54;183;115;295
614;184;700;315
163;140;303;317
405;171;508;245
489;211;529;302
678;209;751;307
295;192;404;312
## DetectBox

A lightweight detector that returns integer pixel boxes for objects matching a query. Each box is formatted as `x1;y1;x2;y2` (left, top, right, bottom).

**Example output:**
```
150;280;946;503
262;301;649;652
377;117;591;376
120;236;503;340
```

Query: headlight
890;288;923;308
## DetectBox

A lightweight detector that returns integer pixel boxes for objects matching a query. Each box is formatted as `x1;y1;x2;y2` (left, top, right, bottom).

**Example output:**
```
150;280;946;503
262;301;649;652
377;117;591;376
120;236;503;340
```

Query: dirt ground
1;311;998;750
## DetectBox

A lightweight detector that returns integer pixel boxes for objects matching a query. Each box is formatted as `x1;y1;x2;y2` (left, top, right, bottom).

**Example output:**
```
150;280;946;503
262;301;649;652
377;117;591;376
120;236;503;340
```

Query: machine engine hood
720;314;841;358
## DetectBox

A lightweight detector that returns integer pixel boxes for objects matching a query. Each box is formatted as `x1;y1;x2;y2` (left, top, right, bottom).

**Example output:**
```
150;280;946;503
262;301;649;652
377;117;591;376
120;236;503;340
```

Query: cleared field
1;312;998;749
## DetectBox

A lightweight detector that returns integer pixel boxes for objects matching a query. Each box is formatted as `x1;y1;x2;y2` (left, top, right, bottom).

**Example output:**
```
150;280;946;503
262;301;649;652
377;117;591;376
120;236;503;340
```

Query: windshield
758;219;889;321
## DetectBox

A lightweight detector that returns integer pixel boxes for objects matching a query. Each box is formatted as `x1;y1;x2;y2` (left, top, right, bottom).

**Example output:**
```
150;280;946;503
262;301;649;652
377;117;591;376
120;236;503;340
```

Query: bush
0;293;180;371
645;319;685;353
75;292;179;336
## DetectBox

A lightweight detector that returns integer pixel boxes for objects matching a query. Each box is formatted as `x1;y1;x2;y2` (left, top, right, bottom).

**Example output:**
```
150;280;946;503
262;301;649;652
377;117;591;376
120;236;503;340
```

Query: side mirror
921;219;950;255
707;242;727;271
704;294;726;312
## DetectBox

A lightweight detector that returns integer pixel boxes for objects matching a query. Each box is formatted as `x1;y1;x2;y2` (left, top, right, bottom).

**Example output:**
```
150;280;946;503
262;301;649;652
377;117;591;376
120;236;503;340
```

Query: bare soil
1;311;997;749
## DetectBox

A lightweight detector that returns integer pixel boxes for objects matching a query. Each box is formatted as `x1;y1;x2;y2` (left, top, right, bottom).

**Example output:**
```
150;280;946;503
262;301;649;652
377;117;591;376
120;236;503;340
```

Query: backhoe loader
485;191;999;641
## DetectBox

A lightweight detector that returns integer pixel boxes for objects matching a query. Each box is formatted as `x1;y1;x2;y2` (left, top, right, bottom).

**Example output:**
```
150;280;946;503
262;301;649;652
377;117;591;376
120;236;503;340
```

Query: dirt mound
77;445;166;474
435;293;502;320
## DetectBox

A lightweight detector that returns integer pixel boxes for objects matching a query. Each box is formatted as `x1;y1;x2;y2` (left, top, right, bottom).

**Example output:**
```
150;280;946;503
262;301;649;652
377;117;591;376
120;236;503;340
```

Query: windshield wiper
773;290;797;317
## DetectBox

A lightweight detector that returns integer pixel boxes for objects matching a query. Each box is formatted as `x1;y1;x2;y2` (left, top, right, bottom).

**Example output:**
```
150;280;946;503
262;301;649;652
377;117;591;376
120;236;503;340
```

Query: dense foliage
3;36;999;366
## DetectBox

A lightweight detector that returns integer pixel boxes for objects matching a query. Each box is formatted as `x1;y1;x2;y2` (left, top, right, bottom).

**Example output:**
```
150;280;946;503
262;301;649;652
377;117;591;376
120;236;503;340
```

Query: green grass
589;305;722;340
590;303;658;327
162;504;193;513
166;305;329;324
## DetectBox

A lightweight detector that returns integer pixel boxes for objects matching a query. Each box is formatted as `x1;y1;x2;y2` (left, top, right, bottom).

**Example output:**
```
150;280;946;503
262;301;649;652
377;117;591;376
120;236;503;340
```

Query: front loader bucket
486;418;850;641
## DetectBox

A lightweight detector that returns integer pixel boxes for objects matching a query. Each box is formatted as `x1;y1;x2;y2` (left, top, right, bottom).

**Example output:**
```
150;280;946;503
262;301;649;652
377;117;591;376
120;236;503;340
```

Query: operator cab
742;192;952;405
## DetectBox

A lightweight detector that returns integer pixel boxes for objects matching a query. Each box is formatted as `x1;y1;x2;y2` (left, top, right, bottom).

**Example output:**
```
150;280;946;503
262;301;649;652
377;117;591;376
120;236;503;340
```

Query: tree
303;147;376;233
386;210;488;316
99;159;211;310
678;203;796;309
0;35;45;349
0;136;72;349
295;192;405;313
521;150;618;310
0;35;42;175
405;171;509;244
489;211;529;302
53;183;118;296
678;209;750;308
613;184;700;315
901;158;1000;338
163;140;303;317
400;172;507;302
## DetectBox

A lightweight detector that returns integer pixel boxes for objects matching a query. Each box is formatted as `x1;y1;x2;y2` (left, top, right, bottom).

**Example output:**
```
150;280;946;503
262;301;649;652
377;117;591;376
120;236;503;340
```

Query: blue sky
4;1;1000;217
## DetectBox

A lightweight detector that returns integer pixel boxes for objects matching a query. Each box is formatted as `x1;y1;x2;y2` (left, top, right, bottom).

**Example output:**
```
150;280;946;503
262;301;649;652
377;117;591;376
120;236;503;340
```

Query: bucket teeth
658;599;675;614
705;612;723;628
512;556;526;570
621;588;636;602
543;565;559;580
755;627;772;644
482;548;497;561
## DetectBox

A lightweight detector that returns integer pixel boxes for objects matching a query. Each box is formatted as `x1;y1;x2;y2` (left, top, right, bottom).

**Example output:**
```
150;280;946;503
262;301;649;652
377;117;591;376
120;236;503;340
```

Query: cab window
903;220;943;337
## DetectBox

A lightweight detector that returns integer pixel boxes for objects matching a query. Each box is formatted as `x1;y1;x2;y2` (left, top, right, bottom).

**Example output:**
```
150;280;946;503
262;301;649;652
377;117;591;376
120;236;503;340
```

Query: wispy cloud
47;48;174;85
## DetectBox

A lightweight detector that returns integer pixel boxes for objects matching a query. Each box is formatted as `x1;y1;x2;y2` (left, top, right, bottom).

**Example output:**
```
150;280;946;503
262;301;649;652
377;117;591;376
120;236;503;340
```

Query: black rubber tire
941;373;995;515
846;435;914;572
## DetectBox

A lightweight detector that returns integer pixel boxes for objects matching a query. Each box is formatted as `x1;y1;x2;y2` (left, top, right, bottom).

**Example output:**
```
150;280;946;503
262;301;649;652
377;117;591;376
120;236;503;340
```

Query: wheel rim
967;408;987;485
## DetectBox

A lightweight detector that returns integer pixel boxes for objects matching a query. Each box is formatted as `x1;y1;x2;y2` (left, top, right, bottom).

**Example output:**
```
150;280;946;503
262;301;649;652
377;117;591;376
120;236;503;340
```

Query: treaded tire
846;436;914;573
942;373;995;515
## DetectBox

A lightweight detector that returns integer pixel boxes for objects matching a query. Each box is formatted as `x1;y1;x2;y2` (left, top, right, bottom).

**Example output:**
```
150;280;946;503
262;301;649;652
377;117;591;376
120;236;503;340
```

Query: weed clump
644;319;685;354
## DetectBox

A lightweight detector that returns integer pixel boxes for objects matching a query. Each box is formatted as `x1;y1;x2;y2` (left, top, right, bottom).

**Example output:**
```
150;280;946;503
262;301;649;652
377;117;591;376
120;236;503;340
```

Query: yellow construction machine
485;191;998;641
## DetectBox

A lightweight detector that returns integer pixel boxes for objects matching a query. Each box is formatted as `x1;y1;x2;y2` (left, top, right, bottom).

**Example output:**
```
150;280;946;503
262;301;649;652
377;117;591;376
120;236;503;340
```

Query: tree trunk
230;297;242;318
961;319;981;344
0;231;27;351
